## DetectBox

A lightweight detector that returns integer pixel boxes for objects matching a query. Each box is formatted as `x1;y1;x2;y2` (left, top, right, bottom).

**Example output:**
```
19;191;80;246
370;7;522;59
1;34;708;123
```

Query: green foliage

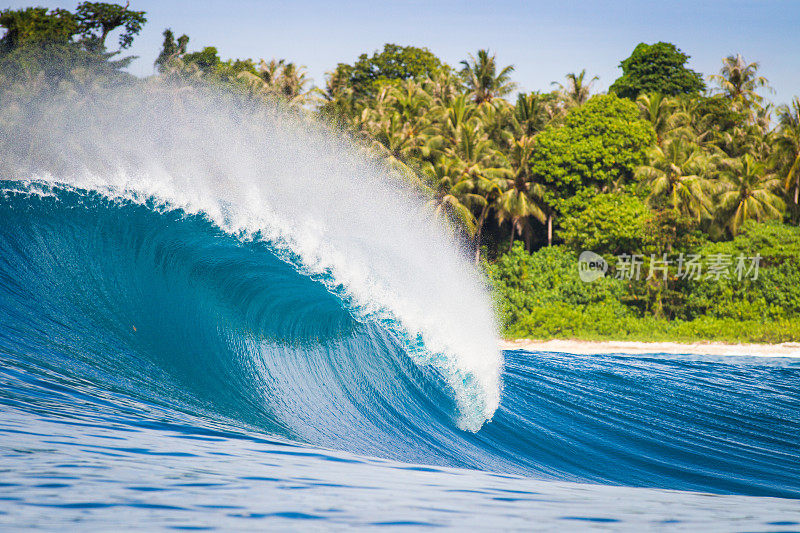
506;309;800;343
682;222;800;320
486;242;628;327
336;43;446;100
154;28;188;71
182;46;224;72
610;42;705;99
558;192;654;256
0;3;144;91
0;3;145;55
0;7;78;53
74;2;146;51
490;222;800;343
531;94;656;202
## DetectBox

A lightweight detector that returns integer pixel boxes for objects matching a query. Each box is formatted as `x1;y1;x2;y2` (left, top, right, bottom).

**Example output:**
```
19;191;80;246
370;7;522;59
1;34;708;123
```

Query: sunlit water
2;350;800;530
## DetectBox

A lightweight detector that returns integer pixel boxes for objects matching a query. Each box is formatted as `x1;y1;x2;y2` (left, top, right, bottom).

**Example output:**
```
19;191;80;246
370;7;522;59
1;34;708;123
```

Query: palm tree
315;66;356;120
237;59;310;104
423;70;462;106
718;153;785;235
552;69;598;107
459;49;517;105
424;94;479;155
424;99;511;259
497;136;547;250
636;138;717;221
709;54;771;112
636;93;686;145
512;92;552;137
456;164;504;262
278;62;310;101
476;98;515;149
423;157;478;237
775;97;800;214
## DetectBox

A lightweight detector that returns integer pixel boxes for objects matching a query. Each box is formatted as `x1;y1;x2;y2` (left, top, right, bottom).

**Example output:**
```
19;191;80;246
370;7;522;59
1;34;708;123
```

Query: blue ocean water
1;185;800;529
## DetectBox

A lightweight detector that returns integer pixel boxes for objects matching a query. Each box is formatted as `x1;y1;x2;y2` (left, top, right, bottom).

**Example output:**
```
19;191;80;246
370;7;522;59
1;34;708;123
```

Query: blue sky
6;0;800;104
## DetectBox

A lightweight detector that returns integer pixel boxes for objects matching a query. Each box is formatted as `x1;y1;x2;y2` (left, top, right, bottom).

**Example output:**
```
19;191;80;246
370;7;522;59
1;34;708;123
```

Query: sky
5;0;800;105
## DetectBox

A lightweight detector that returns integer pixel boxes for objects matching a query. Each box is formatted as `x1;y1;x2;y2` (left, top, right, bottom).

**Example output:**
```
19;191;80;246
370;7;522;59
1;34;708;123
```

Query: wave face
1;88;800;503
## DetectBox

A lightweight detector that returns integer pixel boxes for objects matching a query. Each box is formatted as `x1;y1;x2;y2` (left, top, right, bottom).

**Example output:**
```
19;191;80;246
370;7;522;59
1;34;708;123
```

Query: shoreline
499;338;800;357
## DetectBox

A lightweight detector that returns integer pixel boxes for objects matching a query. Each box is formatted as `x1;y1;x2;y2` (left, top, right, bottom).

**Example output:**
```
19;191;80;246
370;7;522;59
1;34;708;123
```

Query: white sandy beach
499;338;800;357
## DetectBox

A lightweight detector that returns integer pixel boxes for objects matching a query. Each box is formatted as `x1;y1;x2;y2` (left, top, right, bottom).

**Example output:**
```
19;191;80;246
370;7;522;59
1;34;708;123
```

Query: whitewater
1;85;799;529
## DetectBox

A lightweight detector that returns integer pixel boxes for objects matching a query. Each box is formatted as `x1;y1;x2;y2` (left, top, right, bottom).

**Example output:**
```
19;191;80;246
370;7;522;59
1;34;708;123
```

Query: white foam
3;86;503;431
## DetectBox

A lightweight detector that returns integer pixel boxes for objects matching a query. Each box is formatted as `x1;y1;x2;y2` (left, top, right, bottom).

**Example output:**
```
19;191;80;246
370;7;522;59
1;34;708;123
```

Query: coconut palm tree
360;81;433;162
709;54;771;113
278;62;310;101
718;153;785;235
424;94;479;155
477;98;515;149
775;97;800;215
636;93;686;145
237;59;310;104
636;138;717;221
430;106;511;256
552;69;598;108
459;49;517;105
315;66;356;120
422;157;478;237
497;136;548;250
455;164;504;262
512;92;553;138
423;70;462;107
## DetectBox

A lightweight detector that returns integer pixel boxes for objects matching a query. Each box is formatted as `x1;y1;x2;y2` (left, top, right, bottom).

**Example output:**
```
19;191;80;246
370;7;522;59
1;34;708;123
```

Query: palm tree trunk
508;218;516;252
473;205;489;264
546;213;553;247
795;183;800;225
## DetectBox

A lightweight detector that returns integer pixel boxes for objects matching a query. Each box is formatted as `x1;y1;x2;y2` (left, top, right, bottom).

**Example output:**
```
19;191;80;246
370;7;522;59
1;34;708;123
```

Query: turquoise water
1;185;800;529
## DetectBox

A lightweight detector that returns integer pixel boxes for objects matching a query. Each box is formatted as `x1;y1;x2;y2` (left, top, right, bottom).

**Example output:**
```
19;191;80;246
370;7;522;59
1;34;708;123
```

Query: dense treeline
2;3;799;341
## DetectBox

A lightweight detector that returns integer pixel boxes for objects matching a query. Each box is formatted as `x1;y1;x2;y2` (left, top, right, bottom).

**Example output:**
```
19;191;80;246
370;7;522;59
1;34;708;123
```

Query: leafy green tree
154;28;188;71
0;3;143;91
558;192;654;256
0;7;78;53
334;43;446;100
486;243;627;329
0;3;145;54
685;222;800;320
459;49;516;104
74;2;146;52
531;94;656;201
181;46;223;72
610;42;704;99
